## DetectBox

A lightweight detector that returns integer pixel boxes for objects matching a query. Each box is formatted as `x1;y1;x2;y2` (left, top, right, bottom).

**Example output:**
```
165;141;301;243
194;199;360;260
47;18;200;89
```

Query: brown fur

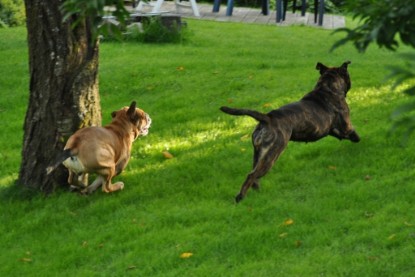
221;61;360;202
47;101;151;194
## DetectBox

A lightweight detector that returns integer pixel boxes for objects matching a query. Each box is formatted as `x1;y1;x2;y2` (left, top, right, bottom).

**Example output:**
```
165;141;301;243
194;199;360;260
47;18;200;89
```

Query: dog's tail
46;149;72;175
220;106;270;124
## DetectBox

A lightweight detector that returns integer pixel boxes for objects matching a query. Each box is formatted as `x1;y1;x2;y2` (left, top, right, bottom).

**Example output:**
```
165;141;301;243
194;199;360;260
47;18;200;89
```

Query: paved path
136;1;345;29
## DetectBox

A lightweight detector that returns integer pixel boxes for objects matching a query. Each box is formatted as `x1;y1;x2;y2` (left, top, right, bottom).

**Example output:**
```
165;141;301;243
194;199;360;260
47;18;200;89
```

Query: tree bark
19;0;101;193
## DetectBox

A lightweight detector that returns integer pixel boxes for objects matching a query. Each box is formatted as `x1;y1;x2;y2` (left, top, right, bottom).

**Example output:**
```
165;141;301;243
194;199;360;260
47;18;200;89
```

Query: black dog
221;61;360;203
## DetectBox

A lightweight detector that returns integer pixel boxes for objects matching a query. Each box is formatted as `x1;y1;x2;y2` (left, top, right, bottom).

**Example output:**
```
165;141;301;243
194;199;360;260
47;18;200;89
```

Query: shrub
0;0;25;28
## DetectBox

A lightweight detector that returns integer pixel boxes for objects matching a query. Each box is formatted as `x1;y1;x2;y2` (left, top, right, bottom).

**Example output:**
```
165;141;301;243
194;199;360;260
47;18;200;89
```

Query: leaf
283;218;294;226
390;101;415;120
176;66;185;71
240;134;250;141
180;252;193;259
328;165;337;170
162;151;174;159
387;234;396;240
279;232;288;238
263;103;272;108
403;86;415;96
20;257;32;263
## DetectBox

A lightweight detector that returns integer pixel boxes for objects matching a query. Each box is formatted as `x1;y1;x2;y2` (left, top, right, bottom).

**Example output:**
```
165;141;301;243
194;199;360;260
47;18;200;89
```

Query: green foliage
387;53;415;144
1;21;415;276
0;0;25;28
100;16;189;44
127;17;186;43
332;0;415;141
60;0;130;41
332;0;415;52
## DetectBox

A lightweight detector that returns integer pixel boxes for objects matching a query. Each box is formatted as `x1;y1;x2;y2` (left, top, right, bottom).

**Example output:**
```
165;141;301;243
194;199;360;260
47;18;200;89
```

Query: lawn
1;18;415;276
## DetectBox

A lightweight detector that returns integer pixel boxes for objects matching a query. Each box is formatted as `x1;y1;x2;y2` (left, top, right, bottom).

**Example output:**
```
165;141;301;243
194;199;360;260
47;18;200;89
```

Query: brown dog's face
111;101;151;140
316;61;351;96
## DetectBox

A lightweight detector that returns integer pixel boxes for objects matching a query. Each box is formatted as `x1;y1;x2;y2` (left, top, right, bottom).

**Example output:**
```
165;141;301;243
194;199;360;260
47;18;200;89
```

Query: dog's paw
106;182;124;193
235;193;244;203
348;131;361;143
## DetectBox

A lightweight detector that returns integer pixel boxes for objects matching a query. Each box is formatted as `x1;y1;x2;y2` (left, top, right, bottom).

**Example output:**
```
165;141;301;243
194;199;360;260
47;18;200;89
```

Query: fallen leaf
367;256;379;262
180;252;193;259
162;151;174;159
364;211;374;218
295;240;302;248
127;265;137;270
20;257;32;263
82;241;88;247
263;103;272;108
283;218;294;226
279;232;288;238
227;98;233;103
240;134;250;141
404;221;414;227
328;165;336;170
365;175;371;181
176;66;185;71
387;234;396;240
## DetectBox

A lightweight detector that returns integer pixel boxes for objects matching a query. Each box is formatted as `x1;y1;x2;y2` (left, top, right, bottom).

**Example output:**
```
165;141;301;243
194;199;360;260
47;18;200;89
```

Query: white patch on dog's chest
63;156;86;174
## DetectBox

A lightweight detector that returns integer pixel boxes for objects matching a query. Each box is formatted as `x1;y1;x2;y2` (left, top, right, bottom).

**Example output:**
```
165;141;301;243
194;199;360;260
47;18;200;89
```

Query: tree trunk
19;0;101;193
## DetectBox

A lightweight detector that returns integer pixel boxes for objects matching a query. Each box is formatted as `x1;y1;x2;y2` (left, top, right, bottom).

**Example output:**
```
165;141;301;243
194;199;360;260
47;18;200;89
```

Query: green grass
1;19;415;276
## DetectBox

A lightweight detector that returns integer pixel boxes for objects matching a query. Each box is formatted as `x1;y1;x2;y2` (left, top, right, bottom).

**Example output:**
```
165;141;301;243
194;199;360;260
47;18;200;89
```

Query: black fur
221;61;360;202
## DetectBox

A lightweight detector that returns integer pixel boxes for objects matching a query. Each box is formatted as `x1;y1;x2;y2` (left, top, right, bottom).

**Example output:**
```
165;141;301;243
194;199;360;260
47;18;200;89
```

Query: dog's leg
331;107;360;143
68;170;79;191
80;173;89;186
236;130;288;203
67;170;75;186
84;175;105;194
101;167;125;193
68;170;84;191
251;143;261;191
347;130;360;142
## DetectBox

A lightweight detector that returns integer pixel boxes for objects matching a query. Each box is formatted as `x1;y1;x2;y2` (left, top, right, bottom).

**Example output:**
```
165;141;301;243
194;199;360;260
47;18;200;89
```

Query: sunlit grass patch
1;19;415;276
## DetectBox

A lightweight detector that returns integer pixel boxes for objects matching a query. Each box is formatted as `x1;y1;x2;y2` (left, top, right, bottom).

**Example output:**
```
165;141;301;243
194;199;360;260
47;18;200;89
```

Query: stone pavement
135;1;345;29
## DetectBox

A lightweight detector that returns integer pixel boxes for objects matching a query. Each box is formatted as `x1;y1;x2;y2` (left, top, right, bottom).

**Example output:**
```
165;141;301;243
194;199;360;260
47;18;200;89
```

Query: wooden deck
135;1;345;29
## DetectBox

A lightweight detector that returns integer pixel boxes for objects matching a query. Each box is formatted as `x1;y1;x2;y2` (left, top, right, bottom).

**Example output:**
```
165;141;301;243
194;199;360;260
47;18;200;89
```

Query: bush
140;16;182;43
0;0;25;28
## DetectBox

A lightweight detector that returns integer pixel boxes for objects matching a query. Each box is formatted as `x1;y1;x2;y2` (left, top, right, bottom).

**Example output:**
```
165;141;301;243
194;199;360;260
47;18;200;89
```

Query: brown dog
221;61;360;202
46;101;151;194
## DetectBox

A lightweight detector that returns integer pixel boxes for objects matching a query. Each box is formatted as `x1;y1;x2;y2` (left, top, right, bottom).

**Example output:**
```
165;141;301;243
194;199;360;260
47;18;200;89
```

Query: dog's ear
316;62;328;75
127;101;140;122
127;101;137;116
341;61;351;69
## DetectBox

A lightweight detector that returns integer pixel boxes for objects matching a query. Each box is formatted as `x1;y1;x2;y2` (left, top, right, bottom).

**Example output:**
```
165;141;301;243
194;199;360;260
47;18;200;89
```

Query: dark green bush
125;16;189;44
